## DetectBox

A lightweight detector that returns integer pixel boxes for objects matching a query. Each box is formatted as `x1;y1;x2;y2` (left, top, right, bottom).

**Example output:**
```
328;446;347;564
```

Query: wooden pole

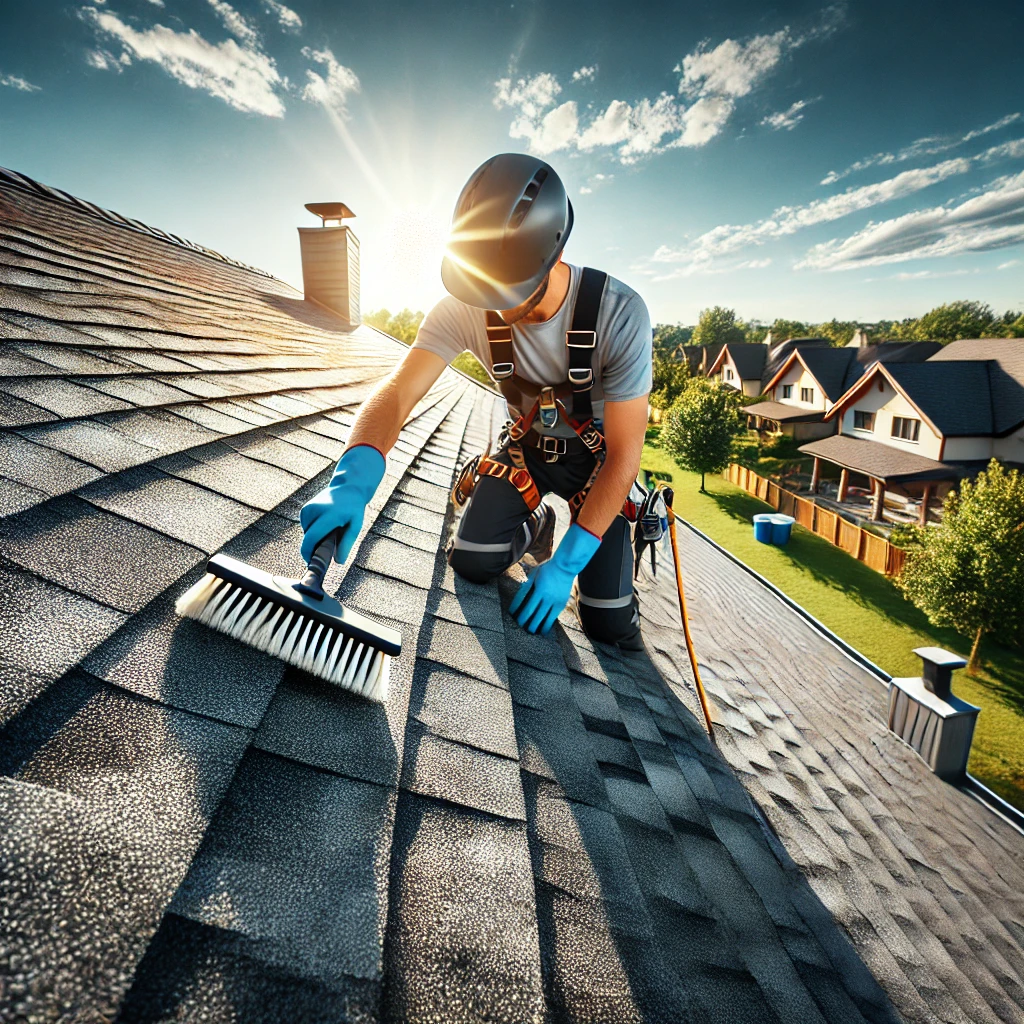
663;496;716;743
919;484;933;526
871;478;885;521
838;467;850;502
810;457;821;494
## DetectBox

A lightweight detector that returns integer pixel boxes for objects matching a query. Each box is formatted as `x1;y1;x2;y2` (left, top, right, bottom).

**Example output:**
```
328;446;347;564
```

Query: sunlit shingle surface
1;171;1022;1024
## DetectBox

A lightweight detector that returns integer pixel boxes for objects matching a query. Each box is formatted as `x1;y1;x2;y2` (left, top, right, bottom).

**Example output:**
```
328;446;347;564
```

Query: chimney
848;327;870;348
299;202;360;326
887;647;980;780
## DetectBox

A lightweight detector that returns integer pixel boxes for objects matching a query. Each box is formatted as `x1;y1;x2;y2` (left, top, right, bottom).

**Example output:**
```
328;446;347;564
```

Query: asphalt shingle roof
929;339;1024;435
720;343;769;382
883;361;995;436
2;170;1023;1024
798;434;960;481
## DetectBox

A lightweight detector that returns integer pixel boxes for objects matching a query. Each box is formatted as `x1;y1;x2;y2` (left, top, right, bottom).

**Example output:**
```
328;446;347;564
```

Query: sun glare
378;206;449;310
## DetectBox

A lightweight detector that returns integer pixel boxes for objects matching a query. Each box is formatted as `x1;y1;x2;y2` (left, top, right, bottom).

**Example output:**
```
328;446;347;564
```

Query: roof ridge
0;166;277;283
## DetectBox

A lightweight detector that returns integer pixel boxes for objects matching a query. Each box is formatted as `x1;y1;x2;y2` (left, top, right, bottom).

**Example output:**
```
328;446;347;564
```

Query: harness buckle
568;367;594;390
540;436;567;459
566;330;597;349
491;361;515;380
538;386;558;429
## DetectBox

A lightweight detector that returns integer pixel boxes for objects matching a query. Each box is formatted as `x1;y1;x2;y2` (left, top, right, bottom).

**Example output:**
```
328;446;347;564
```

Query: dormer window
725;367;735;381
892;416;921;442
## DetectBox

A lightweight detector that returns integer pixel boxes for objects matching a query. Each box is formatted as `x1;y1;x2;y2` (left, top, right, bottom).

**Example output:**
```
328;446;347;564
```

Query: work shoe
520;501;556;567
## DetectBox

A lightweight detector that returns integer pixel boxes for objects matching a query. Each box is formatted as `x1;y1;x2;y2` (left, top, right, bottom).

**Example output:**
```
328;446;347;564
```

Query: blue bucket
770;514;795;545
753;514;774;544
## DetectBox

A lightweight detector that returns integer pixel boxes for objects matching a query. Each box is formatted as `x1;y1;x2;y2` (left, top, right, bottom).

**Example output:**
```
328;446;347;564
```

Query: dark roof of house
760;337;833;390
929;339;1024;435
2;170;1024;1023
798;434;961;482
883;361;995;436
761;342;941;402
719;343;769;381
741;400;825;423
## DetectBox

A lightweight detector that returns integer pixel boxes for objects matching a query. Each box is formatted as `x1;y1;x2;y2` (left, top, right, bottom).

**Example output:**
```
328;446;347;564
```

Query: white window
891;416;921;442
725;367;734;381
854;410;875;431
781;384;793;399
800;387;814;403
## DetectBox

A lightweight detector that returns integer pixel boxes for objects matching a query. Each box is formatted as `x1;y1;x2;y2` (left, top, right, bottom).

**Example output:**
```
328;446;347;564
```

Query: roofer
300;153;653;648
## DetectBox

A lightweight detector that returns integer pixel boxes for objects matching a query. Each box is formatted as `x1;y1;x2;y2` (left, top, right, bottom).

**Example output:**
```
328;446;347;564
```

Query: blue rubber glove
509;523;602;635
299;444;386;564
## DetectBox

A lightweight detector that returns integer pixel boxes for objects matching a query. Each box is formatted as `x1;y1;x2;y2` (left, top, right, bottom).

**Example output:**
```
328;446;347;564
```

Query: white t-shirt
411;263;653;436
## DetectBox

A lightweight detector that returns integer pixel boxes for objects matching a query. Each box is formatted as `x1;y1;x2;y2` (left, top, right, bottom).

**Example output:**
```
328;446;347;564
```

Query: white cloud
494;72;561;119
648;137;1024;272
82;5;286;117
678;96;733;148
888;269;974;281
301;47;360;119
797;169;1024;270
511;100;579;156
678;30;790;100
579;187;592;195
86;48;131;72
262;0;302;32
0;72;41;92
821;112;1021;185
998;259;1020;270
493;9;840;161
762;98;812;131
142;0;165;6
207;0;259;47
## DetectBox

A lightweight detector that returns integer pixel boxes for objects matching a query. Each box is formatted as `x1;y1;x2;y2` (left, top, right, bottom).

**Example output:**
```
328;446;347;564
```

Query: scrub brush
175;531;401;702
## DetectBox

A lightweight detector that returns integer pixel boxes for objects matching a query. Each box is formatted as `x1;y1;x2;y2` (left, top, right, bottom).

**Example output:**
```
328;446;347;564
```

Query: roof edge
0;165;277;282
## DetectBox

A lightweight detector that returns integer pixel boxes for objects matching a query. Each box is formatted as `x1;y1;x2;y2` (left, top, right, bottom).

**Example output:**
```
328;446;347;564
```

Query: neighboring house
706;342;770;396
2;168;1024;1023
749;341;942;442
798;339;1024;523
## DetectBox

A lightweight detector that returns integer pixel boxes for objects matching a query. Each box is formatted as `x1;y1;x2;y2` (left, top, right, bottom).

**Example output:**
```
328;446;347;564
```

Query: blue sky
1;0;1022;325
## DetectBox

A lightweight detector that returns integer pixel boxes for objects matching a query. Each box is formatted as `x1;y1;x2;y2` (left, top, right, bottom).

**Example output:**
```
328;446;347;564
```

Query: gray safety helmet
441;153;574;309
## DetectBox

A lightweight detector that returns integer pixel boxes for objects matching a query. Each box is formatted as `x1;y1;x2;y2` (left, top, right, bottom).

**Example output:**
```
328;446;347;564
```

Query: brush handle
295;530;339;598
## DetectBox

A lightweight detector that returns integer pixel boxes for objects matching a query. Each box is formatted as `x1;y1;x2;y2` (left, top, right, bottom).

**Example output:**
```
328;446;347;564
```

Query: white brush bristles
175;573;390;702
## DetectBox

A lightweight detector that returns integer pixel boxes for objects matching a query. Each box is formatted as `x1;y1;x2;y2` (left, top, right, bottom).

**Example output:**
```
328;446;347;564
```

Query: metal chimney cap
913;647;968;670
305;202;356;226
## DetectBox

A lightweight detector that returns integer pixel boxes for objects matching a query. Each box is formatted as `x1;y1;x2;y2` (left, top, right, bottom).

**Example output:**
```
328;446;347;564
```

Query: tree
691;306;745;348
363;308;424;344
914;300;996;342
649;354;690;412
652;323;693;358
814;319;859;347
895;459;1024;674
660;377;743;492
768;318;808;342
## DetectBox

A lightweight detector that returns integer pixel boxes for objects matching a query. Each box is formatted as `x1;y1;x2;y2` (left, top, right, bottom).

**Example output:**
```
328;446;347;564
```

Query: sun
380;206;450;305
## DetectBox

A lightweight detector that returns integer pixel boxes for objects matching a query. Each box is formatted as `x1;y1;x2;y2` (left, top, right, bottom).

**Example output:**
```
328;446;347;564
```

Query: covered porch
798;434;959;526
742;400;834;442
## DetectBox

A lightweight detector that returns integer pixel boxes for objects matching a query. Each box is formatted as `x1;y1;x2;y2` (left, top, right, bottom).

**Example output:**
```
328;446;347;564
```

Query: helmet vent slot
509;168;549;228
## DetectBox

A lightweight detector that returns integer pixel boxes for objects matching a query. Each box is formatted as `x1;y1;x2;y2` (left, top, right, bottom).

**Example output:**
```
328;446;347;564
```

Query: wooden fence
726;464;906;577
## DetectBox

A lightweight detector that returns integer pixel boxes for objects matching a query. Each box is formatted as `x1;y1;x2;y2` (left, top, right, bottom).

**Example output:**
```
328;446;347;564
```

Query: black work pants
448;443;641;646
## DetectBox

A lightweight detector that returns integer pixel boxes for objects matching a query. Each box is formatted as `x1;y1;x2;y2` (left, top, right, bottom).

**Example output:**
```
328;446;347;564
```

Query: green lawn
642;442;1024;811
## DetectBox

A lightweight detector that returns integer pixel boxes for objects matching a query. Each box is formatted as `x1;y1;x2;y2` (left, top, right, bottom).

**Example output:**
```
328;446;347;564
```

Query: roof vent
887;647;980;780
298;202;360;326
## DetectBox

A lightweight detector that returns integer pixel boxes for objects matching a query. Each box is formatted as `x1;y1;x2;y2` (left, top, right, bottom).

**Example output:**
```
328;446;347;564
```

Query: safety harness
452;268;609;521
